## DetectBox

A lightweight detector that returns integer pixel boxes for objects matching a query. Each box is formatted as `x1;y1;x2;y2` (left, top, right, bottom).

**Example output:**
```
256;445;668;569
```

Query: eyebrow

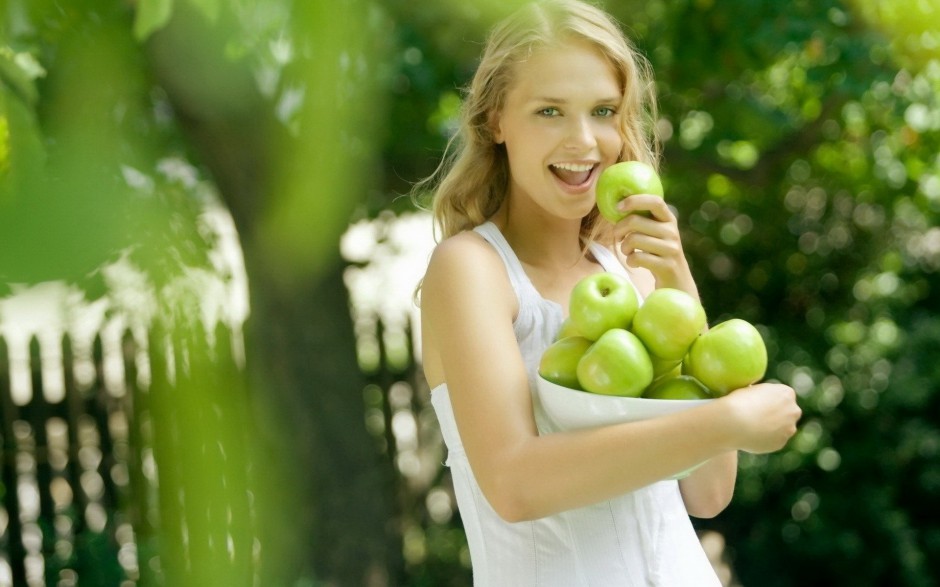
530;96;622;105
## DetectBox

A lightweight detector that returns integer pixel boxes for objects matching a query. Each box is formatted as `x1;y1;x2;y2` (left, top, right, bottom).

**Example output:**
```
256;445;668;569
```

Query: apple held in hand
568;272;639;341
684;318;768;396
577;329;653;397
644;375;712;400
595;161;664;223
631;288;707;362
539;336;593;390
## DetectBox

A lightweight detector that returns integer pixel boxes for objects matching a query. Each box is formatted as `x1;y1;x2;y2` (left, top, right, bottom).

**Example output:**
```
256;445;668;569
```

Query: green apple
684;318;768;396
555;318;581;341
576;329;653;397
644;375;712;400
538;336;593;390
595;161;664;223
568;272;639;341
650;356;682;381
631;288;707;361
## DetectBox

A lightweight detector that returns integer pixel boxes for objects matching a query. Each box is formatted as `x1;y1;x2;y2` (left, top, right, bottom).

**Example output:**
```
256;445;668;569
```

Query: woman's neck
491;201;586;271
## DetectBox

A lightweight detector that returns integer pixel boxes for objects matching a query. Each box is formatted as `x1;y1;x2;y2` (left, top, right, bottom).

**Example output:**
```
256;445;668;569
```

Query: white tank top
429;221;721;586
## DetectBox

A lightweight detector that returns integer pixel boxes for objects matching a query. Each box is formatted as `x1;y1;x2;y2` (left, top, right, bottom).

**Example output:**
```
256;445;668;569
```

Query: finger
624;250;678;275
614;207;680;241
618;194;676;222
617;212;665;233
613;219;678;248
621;232;682;259
624;250;656;269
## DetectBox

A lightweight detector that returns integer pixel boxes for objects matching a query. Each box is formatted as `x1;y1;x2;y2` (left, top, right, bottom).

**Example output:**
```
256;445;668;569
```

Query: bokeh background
0;0;938;585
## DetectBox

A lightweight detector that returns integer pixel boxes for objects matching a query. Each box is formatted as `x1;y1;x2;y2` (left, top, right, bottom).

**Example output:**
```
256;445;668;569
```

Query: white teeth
552;162;594;172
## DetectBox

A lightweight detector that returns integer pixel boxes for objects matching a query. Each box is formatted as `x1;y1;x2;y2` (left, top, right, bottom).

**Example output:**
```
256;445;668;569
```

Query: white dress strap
473;222;544;304
588;242;625;274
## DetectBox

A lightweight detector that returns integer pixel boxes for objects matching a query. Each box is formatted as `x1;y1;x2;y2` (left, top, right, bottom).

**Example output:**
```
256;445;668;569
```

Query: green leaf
0;47;39;106
134;0;175;42
0;115;8;178
190;0;221;22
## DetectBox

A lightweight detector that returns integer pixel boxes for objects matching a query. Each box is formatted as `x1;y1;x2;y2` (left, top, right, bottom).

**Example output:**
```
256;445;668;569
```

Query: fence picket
90;334;120;517
0;321;251;586
0;336;26;586
62;334;89;549
24;336;58;578
122;330;153;584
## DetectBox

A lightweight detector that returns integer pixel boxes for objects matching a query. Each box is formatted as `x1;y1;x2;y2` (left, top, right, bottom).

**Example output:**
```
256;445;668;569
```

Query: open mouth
550;162;597;187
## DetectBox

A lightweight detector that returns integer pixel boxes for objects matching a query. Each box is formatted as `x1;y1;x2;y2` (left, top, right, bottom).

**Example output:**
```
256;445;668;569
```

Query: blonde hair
413;0;660;243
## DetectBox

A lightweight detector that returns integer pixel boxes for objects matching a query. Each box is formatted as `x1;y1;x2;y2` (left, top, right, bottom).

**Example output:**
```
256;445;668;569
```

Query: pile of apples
538;160;767;400
538;274;768;400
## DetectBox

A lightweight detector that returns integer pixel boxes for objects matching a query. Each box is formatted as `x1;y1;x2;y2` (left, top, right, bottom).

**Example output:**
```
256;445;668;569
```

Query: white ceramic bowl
537;375;712;431
536;376;713;480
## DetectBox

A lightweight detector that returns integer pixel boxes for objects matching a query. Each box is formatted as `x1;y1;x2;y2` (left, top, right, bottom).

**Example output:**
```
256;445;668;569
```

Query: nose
564;115;597;150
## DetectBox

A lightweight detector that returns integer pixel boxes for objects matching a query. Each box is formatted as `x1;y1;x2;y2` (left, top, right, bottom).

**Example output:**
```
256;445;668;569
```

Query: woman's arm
422;232;801;523
613;193;748;518
678;451;738;519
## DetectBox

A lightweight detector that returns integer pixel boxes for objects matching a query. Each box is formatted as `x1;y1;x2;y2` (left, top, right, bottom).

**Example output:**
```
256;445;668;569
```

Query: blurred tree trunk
242;246;395;586
143;3;399;585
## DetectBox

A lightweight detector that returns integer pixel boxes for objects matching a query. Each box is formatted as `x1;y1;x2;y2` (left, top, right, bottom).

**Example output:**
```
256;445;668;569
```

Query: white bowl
536;376;713;480
537;375;712;431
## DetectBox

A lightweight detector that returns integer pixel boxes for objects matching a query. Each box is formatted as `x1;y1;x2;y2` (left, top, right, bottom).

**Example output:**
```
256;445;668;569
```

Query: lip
549;161;600;194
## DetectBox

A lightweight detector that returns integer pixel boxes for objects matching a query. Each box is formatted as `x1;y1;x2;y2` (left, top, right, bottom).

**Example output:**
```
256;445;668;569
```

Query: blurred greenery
1;0;939;585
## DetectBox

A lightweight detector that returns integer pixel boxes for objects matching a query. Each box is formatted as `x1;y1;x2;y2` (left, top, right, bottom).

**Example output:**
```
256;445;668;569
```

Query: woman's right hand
720;383;802;454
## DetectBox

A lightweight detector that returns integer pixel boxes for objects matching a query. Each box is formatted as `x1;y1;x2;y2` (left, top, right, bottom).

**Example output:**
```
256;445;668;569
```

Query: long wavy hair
413;0;660;244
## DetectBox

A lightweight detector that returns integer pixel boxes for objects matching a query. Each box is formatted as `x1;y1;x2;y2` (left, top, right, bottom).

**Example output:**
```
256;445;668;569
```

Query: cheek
601;128;624;160
504;130;545;167
502;142;540;182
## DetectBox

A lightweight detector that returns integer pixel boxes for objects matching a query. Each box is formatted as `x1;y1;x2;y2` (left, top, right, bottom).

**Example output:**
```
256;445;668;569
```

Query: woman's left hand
611;194;698;297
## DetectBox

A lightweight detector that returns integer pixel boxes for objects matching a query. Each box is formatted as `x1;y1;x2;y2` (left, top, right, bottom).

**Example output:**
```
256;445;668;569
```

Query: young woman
417;1;802;584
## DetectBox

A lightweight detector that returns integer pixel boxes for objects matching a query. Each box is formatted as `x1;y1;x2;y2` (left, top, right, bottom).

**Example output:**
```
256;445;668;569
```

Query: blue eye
594;106;616;117
538;107;561;117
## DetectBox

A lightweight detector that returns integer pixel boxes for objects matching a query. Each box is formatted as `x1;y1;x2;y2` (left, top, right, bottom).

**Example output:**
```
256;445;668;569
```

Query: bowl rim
537;375;714;406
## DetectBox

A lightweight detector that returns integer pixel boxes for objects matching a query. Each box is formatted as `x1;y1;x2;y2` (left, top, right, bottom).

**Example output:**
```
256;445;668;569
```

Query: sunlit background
0;0;938;585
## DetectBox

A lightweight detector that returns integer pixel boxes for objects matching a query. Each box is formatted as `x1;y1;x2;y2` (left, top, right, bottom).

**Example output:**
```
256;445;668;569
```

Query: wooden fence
0;312;733;586
0;322;256;587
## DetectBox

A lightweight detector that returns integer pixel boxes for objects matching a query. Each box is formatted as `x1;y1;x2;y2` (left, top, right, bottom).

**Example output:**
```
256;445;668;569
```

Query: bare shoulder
423;231;511;300
421;230;517;387
426;230;498;273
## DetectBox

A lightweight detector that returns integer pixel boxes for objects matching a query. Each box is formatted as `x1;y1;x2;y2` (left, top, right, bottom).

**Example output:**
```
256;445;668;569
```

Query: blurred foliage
1;0;391;585
0;0;215;295
614;1;940;584
2;0;939;584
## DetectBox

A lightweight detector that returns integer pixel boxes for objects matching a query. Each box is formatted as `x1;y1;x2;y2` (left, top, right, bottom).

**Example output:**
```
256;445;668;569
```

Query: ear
489;110;505;144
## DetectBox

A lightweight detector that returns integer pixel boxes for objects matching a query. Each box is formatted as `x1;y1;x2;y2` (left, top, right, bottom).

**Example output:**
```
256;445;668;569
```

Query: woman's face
492;40;624;222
